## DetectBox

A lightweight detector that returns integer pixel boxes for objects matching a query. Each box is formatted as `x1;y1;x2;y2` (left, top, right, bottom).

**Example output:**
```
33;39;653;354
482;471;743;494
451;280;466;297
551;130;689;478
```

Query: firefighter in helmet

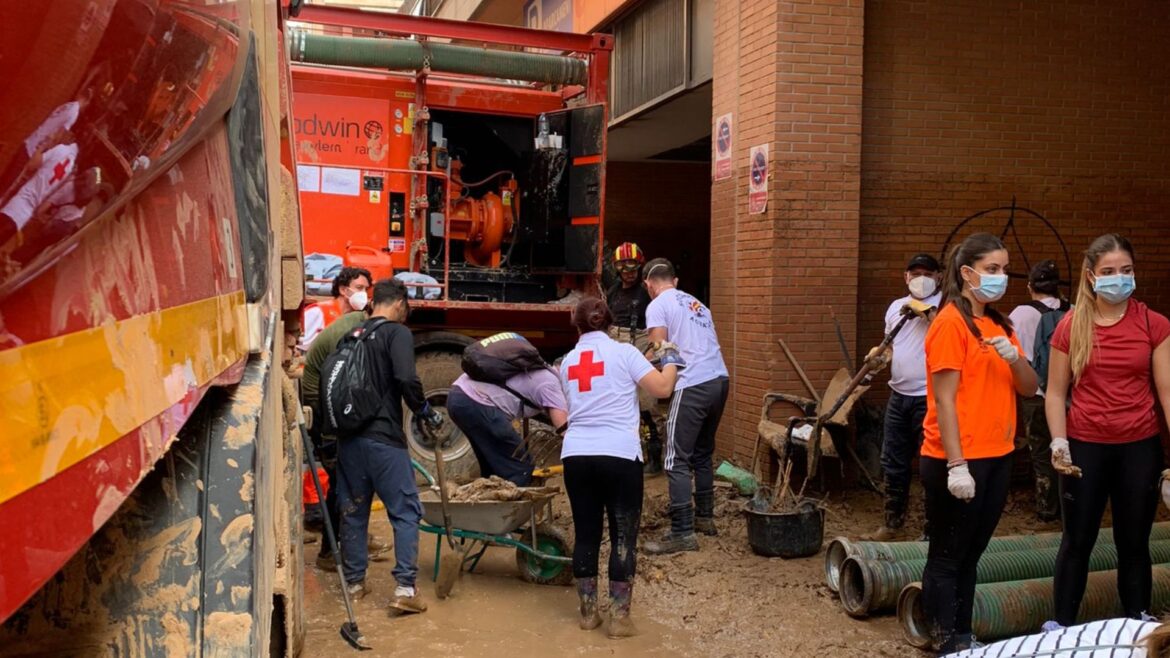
606;242;665;474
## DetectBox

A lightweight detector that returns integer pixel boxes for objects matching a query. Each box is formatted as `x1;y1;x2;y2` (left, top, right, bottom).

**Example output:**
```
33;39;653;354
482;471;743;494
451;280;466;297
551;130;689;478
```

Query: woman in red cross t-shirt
1045;233;1170;627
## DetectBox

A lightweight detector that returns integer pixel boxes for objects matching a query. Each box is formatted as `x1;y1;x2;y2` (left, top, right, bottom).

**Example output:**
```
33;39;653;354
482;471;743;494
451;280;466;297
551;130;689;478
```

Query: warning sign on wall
714;113;733;181
748;144;768;215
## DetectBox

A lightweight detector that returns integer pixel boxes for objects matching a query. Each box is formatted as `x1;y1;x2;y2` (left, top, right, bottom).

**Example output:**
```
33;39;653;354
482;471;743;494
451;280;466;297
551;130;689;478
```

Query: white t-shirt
645;288;728;389
1;143;78;229
885;292;942;397
559;331;654;461
1009;297;1064;362
946;618;1158;657
24;102;80;156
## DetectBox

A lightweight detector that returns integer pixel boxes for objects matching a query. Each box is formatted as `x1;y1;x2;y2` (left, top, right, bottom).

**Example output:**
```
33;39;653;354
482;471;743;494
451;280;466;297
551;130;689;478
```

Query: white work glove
947;463;976;501
984;336;1019;364
1050;437;1082;478
1160;470;1170;510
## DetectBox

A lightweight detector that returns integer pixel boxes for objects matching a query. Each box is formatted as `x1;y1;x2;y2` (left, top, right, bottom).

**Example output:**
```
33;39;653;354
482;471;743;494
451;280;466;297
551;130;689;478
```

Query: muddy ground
302;476;1060;658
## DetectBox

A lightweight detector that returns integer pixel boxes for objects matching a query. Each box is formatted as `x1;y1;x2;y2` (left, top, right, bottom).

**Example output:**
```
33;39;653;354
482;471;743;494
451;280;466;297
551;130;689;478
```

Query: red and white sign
713;113;733;181
748;144;768;215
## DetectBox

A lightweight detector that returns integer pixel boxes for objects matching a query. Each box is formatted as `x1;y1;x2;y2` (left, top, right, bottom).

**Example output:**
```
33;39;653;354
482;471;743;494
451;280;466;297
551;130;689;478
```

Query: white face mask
348;289;369;311
908;275;937;300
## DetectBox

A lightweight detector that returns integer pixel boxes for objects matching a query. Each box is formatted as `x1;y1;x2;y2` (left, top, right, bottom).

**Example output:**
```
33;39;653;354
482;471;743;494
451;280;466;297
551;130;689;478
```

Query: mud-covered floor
301;475;1059;658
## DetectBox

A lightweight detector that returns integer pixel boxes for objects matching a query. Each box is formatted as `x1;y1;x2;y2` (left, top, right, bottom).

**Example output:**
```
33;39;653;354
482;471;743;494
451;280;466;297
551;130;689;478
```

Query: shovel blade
340;622;372;651
435;552;463;599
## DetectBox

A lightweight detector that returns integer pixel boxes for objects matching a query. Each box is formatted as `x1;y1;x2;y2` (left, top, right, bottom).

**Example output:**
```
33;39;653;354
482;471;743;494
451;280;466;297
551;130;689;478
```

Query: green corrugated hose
842;539;1170;617
898;562;1170;647
289;31;588;86
825;522;1170;593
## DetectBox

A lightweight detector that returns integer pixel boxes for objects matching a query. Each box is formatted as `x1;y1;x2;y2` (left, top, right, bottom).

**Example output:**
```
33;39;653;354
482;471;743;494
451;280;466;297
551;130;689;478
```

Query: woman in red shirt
1045;233;1170;627
920;233;1038;653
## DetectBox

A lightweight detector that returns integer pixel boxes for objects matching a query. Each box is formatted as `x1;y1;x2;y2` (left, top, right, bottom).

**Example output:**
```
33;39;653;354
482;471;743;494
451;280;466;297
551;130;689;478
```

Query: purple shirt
451;369;567;419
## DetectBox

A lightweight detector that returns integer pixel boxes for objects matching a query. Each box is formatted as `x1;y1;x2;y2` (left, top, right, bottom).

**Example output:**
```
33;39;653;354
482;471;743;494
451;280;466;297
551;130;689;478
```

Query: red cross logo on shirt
50;158;71;183
567;350;605;392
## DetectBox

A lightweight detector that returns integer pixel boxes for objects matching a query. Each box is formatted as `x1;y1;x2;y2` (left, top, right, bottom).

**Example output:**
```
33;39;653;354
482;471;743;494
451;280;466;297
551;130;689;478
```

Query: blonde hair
1145;621;1170;656
1067;234;1135;380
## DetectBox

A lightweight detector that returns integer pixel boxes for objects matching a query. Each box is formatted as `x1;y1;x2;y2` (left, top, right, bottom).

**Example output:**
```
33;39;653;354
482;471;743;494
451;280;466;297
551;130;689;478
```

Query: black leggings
1054;436;1163;625
563;455;643;582
921;454;1012;651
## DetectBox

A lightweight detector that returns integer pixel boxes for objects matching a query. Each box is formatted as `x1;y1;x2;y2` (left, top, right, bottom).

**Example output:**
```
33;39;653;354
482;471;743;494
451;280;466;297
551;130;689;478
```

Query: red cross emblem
50;158;71;183
567;350;605;392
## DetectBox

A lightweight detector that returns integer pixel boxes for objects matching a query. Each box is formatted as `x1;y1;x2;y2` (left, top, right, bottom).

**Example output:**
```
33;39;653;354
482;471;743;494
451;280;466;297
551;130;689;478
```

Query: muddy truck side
287;7;612;482
0;0;310;654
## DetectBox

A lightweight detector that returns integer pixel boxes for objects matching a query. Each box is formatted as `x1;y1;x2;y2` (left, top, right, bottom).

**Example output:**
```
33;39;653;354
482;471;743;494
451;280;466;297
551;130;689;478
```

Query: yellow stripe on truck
0;291;248;505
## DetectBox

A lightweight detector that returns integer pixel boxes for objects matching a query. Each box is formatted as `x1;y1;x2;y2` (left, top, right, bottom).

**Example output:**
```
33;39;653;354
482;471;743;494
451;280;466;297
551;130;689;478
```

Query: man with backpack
447;333;569;486
1008;260;1070;522
322;278;443;615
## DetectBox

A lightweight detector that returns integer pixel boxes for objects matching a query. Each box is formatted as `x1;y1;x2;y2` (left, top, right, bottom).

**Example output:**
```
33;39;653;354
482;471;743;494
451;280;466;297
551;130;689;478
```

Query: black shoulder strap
1027;300;1052;313
359;317;391;339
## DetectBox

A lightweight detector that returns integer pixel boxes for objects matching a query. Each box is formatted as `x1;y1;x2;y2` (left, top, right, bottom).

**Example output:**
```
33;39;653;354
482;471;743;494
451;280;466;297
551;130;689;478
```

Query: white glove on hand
947;464;976;501
984;336;1019;364
1050;437;1082;478
1160;470;1170;510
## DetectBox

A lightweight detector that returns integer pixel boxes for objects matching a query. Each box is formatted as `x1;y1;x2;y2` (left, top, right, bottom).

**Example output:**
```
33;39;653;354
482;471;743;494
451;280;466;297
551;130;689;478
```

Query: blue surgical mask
963;266;1008;303
1093;273;1136;304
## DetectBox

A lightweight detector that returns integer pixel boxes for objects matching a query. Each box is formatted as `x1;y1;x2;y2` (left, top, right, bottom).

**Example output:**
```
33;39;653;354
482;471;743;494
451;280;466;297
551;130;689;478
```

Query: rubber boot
694;490;717;536
606;581;637;639
642;505;699;555
576;578;602;630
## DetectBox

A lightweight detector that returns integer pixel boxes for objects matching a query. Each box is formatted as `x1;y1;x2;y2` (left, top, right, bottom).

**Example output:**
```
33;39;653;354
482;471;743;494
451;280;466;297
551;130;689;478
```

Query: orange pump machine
439;156;517;268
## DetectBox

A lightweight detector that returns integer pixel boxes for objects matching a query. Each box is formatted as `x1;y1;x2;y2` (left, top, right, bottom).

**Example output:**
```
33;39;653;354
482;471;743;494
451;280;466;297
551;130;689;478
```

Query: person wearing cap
606;242;666;475
867;253;943;542
1008;260;1069;522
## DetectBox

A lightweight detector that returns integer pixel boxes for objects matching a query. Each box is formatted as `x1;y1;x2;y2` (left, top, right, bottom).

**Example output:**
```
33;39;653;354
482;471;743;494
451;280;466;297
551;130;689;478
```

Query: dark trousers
1053;436;1162;625
664;377;729;511
1017;394;1060;520
880;392;928;528
921;454;1012;652
336;435;422;587
447;387;533;486
564;455;643;581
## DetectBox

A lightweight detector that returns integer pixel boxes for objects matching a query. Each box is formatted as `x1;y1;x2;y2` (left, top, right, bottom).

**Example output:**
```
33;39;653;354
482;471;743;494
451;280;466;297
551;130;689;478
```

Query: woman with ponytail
920;233;1038;653
559;297;683;639
1045;234;1170;628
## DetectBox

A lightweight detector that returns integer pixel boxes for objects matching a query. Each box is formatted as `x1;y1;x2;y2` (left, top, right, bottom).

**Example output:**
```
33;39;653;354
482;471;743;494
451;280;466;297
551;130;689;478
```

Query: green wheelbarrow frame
411;459;573;585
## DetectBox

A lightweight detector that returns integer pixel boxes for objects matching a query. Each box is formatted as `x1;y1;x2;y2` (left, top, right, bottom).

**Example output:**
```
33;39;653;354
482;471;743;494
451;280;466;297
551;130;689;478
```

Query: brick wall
605;161;712;298
710;0;865;461
858;0;1170;392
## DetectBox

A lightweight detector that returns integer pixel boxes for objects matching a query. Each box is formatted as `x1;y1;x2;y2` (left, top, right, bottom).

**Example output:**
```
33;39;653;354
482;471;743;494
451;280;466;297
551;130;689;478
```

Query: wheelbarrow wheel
515;524;573;586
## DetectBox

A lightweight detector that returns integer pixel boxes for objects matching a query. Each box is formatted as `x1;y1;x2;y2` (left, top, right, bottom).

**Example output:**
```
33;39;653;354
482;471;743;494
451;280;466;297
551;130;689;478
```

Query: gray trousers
664;376;730;508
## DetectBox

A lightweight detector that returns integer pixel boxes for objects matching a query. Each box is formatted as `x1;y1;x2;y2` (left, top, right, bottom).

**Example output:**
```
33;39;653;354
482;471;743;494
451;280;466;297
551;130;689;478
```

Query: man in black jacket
336;278;442;616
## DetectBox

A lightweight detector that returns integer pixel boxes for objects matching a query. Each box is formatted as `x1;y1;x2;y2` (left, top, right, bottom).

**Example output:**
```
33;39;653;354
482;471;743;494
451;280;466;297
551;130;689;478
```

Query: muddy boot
368;536;392;562
576;578;602;630
606;581;637;639
694;490;717;536
643;505;700;555
642;414;663;476
315;552;337;571
345;580;371;600
388;585;428;616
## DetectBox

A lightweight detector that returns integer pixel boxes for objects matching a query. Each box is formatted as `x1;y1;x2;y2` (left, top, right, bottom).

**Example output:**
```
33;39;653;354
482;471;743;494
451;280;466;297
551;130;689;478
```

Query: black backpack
1029;299;1071;393
321;318;388;435
461;332;550;412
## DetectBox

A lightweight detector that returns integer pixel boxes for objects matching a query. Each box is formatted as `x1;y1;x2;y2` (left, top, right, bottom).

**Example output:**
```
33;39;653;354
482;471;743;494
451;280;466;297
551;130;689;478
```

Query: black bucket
743;500;825;558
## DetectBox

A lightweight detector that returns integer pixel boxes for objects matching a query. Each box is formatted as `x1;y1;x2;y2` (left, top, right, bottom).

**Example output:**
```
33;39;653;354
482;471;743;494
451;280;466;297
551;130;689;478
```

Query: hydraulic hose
825;522;1170;593
841;540;1170;618
290;31;587;86
897;563;1170;647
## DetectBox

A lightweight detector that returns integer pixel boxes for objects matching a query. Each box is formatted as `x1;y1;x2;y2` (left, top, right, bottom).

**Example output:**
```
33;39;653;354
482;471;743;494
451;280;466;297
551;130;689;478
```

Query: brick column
710;0;864;462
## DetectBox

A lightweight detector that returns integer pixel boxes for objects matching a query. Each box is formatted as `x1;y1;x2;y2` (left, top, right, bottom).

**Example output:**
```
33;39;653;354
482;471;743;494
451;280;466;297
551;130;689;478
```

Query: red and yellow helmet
614;242;645;264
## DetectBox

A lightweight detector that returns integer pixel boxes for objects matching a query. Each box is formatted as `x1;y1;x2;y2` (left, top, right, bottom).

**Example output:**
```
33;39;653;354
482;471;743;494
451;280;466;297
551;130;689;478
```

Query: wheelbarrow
411;461;573;586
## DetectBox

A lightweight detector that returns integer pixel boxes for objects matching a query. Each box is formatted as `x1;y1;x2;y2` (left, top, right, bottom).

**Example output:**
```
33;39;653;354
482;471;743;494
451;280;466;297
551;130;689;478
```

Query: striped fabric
947;619;1160;658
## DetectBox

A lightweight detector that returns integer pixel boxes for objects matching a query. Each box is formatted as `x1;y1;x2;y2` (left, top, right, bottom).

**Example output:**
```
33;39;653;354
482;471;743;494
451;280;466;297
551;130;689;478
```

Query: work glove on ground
947;463;976;501
1050;437;1082;478
1160;470;1170;510
984;336;1019;364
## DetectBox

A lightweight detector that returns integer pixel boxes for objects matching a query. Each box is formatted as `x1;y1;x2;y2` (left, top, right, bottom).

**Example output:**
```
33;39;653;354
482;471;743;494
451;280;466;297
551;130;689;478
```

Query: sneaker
388;585;428;616
345;580;371;600
642;532;699;555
